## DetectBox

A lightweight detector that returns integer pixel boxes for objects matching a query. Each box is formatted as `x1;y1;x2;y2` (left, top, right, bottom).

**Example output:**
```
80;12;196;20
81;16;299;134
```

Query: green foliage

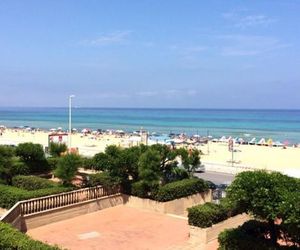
49;142;67;157
0;146;29;184
177;148;201;175
81;157;94;170
54;153;81;185
15;143;49;173
12;175;58;190
188;202;228;228
131;181;159;199
0;184;72;209
225;170;300;246
155;178;208;202
87;172;120;188
138;148;161;185
47;157;59;170
0;222;61;250
218;220;298;250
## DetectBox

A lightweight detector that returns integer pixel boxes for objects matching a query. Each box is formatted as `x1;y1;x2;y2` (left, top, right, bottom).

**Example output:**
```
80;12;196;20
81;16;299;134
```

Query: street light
68;95;75;150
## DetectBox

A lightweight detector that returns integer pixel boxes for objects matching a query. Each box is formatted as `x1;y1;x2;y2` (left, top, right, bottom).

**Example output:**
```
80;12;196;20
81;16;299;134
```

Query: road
194;171;235;185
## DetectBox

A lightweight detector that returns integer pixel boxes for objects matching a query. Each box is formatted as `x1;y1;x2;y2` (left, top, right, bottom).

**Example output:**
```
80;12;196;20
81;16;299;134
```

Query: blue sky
0;0;299;108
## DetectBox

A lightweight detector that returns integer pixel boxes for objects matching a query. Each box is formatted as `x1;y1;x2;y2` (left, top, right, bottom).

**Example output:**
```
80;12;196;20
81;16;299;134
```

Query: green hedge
12;175;58;190
155;178;208;202
0;184;72;209
87;172;120;188
188;202;228;228
188;200;240;228
0;222;60;250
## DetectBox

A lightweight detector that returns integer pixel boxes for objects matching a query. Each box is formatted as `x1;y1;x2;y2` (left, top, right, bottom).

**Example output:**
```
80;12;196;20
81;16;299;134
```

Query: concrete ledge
122;190;212;216
189;213;250;244
23;194;123;231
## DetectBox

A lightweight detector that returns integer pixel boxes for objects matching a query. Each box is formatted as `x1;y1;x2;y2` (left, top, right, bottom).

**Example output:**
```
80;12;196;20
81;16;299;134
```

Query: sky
0;0;299;109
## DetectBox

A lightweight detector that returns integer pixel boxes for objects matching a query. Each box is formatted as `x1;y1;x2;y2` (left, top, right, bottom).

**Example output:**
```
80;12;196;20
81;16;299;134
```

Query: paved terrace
27;205;217;250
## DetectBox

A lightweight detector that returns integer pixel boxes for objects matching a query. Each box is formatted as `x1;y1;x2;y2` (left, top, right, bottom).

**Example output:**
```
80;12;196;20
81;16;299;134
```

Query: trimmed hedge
188;200;240;228
0;184;72;209
87;172;120;188
0;222;60;250
12;175;58;190
155;178;208;202
188;202;228;228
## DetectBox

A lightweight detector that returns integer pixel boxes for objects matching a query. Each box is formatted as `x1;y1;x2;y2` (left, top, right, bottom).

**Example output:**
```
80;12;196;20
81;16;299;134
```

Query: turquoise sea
0;107;300;143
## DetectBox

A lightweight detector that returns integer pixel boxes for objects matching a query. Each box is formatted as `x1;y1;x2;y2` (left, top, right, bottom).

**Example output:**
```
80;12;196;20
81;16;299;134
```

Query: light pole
68;95;75;150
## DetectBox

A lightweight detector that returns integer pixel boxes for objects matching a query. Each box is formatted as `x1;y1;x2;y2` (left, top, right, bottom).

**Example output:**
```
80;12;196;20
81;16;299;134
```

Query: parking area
27;206;190;250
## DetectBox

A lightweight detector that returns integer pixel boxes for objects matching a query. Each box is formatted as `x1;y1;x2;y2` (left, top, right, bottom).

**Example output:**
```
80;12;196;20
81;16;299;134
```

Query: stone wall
122;190;212;216
189;213;250;244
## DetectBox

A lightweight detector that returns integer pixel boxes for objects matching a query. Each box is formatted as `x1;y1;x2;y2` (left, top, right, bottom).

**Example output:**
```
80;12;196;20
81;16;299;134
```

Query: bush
155;178;208;202
87;172;120;188
188;202;228;228
0;222;60;250
47;157;60;170
49;142;67;157
12;175;58;190
15;143;49;173
218;220;298;250
54;154;82;185
0;184;72;209
131;181;159;199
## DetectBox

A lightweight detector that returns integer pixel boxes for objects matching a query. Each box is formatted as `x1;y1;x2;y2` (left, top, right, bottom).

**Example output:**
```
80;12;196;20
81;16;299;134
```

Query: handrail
0;185;120;223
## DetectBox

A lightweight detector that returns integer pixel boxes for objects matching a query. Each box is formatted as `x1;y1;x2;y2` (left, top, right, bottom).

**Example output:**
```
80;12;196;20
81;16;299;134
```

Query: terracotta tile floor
27;206;191;250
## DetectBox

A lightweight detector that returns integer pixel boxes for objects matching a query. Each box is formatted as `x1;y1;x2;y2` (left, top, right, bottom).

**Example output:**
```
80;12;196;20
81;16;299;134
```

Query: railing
19;185;120;216
1;202;22;224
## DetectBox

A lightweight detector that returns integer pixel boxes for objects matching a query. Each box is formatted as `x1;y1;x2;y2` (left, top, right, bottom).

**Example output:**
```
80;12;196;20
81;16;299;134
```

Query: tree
177;148;201;176
15;143;48;173
138;148;161;185
0;145;28;184
54;153;81;185
226;170;300;246
49;142;67;157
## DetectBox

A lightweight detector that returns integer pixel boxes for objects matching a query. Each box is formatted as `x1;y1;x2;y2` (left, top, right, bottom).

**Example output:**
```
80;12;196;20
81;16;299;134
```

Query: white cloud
81;30;132;46
222;10;276;28
136;91;158;97
219;35;291;56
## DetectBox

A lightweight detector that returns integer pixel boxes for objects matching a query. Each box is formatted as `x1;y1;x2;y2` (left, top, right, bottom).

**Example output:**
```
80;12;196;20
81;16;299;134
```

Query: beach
1;128;299;175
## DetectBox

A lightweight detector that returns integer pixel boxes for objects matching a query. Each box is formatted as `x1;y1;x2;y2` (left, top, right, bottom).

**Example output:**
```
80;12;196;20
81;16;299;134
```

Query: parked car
194;164;205;172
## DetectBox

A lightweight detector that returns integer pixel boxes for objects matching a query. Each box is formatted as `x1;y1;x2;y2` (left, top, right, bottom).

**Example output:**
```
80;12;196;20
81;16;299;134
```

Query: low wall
123;190;212;216
189;213;250;244
1;203;24;231
23;194;123;231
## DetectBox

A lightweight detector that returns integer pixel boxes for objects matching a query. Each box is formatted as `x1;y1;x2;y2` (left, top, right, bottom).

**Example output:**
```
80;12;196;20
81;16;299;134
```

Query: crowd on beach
0;125;299;150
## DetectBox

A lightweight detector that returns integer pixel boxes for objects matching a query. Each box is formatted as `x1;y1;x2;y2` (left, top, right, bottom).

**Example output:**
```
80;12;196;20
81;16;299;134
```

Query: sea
0;107;300;143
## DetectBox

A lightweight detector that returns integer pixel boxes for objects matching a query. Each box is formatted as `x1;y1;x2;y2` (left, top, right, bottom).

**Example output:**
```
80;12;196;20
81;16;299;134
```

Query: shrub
188;202;228;228
87;172;120;188
49;142;67;157
82;157;94;170
217;220;298;250
131;181;159;199
54;153;82;185
47;157;60;170
15;143;49;173
155;178;208;202
0;222;60;250
12;175;58;190
0;184;72;209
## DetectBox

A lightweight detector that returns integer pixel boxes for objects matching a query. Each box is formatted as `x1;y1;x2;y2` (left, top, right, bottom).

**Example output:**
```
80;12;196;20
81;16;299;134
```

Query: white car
194;164;205;172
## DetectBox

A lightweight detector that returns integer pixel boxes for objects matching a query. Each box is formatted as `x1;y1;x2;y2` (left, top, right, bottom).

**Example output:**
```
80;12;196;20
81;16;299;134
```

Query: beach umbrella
81;128;90;133
57;127;63;131
50;128;56;132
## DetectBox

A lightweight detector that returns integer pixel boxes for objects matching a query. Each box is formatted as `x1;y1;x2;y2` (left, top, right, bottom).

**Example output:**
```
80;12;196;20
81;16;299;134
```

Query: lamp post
68;95;75;150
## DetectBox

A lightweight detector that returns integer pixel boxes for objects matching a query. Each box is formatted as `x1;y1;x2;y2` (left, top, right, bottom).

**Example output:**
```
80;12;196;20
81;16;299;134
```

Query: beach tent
273;141;283;147
219;136;227;142
283;140;289;147
267;138;273;146
249;137;256;145
50;128;56;132
257;138;266;146
81;128;91;133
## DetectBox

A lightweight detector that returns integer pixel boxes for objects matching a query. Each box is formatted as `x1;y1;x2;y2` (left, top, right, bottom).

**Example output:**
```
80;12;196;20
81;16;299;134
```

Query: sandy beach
0;129;299;175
